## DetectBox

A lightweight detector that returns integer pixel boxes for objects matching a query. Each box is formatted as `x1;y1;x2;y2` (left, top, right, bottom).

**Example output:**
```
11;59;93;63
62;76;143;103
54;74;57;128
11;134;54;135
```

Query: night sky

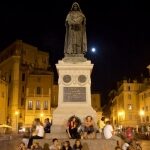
0;0;150;105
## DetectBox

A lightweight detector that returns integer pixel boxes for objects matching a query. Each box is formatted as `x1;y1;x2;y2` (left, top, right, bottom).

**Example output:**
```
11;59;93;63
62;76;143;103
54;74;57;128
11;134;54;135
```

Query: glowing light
15;111;19;115
139;110;145;116
91;47;96;52
40;113;44;117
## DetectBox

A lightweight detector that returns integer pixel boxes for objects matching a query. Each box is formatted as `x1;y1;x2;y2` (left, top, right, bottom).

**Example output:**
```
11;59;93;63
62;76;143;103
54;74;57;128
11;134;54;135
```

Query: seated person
27;119;44;149
62;141;72;150
49;138;61;150
82;116;96;139
73;139;83;150
31;142;42;150
16;142;27;150
44;118;52;133
67;116;80;139
103;121;122;143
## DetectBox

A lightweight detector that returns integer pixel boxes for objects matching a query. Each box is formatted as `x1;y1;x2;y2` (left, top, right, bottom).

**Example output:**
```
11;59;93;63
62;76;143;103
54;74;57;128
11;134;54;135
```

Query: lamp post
15;111;19;133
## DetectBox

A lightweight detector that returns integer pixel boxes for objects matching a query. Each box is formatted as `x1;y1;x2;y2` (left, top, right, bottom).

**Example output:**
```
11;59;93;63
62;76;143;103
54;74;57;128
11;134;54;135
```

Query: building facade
0;78;8;124
0;40;54;130
139;78;150;126
110;80;143;128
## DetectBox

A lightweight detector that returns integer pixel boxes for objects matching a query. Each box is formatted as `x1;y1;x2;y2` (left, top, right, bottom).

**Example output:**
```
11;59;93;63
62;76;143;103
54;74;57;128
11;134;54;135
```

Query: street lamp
15;111;19;133
40;113;44;123
139;110;145;123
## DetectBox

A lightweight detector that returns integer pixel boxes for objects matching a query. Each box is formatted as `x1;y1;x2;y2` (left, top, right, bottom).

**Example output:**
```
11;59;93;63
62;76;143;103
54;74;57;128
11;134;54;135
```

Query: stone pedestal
52;59;97;132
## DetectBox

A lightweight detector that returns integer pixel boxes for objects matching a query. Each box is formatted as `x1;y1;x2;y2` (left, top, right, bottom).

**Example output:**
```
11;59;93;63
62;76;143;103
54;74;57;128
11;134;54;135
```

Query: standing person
97;116;105;134
44;118;52;133
64;2;87;55
73;139;83;150
27;118;44;149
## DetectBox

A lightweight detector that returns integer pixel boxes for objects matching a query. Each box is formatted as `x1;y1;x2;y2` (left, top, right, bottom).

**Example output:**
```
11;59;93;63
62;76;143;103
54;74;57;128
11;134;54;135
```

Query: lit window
36;100;40;110
128;104;133;110
28;100;33;110
43;101;48;110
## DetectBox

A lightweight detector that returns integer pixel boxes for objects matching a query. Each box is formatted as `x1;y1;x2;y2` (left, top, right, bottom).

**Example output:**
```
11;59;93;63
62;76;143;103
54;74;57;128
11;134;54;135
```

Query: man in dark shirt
44;118;52;133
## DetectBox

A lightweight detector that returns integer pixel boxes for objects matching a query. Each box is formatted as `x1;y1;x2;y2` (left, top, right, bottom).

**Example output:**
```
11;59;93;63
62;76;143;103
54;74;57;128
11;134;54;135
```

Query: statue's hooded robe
64;2;87;55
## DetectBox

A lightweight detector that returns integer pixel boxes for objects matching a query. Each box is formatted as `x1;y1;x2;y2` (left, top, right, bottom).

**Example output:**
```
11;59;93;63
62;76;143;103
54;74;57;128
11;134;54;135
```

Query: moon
91;47;96;52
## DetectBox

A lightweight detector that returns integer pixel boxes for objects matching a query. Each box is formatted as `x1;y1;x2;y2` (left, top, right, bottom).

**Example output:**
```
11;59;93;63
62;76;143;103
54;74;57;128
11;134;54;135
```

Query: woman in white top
27;118;44;149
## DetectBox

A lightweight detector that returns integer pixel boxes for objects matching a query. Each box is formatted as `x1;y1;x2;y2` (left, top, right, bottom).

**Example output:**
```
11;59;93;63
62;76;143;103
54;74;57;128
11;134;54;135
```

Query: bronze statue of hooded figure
64;2;87;56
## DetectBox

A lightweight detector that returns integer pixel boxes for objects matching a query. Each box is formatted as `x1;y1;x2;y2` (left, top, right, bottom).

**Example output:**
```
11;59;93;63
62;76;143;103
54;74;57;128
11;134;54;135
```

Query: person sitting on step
82;116;96;139
67;115;81;139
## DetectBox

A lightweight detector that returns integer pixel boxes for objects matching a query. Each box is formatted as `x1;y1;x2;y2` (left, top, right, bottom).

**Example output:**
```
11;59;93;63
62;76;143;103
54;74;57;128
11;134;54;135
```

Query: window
36;100;40;110
37;77;41;82
19;113;22;118
128;114;132;120
37;87;41;94
28;100;33;110
128;94;131;100
128;104;133;110
146;116;149;122
43;101;48;110
142;117;145;122
22;73;25;81
8;97;10;106
9;75;11;83
21;98;24;106
1;92;4;98
146;106;148;111
128;86;130;91
22;86;24;93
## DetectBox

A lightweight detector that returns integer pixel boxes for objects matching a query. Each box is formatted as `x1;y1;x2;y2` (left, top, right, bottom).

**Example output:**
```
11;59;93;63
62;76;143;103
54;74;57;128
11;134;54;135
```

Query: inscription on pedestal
63;87;86;102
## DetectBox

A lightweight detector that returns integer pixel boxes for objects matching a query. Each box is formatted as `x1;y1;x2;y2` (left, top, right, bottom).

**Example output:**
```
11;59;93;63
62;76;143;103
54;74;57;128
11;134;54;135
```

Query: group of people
26;118;52;149
66;115;96;139
49;138;83;150
17;138;83;150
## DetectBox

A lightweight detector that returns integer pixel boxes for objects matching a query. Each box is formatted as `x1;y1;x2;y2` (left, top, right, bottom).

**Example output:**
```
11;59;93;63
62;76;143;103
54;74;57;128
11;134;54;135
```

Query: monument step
44;132;102;139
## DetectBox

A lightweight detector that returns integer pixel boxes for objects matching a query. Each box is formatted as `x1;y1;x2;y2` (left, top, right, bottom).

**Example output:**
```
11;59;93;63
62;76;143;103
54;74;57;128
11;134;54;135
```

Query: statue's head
71;2;81;11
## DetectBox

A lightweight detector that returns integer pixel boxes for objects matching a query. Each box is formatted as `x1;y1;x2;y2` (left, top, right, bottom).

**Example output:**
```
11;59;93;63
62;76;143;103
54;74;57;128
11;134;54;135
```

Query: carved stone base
63;55;87;63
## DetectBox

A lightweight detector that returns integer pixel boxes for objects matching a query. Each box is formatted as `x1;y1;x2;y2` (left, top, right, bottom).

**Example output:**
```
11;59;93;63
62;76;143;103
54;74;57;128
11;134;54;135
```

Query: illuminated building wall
111;80;142;128
139;78;150;125
0;79;8;124
0;40;54;130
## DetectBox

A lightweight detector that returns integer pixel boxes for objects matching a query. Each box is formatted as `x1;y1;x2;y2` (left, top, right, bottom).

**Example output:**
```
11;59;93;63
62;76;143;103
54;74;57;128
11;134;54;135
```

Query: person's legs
27;136;43;148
